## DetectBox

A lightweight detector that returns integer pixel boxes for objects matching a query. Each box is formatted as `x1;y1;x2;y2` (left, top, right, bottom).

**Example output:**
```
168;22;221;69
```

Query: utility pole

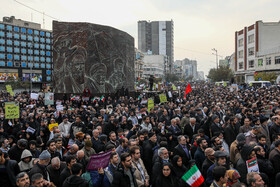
212;48;218;69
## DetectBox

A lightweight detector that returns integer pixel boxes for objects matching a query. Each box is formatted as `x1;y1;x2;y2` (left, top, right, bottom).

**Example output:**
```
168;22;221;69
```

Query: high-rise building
0;16;53;90
138;20;174;74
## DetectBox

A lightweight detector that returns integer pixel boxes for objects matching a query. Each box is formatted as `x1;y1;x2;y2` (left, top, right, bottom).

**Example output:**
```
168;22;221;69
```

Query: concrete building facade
142;55;166;78
135;48;144;80
235;21;280;83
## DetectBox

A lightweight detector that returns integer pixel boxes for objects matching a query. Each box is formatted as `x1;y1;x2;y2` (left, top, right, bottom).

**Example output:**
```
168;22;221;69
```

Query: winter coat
194;147;206;170
62;175;89;187
142;140;156;176
1;159;20;187
47;161;67;187
8;145;24;163
269;148;280;173
81;147;96;163
224;123;240;146
29;162;49;181
132;158;149;187
111;164;138;187
18;149;35;172
236;145;255;183
154;172;179;187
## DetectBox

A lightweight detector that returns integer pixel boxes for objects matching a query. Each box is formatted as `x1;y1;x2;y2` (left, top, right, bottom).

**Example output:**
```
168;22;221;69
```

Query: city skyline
1;0;280;76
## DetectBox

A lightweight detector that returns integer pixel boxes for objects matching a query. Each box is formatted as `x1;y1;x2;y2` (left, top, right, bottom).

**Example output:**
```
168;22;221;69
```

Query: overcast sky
1;0;280;76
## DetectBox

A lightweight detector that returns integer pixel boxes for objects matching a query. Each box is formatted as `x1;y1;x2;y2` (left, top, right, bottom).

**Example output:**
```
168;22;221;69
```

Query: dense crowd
1;83;280;187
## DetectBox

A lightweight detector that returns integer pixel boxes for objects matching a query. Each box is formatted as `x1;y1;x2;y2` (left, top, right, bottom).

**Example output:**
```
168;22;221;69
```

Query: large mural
53;21;135;94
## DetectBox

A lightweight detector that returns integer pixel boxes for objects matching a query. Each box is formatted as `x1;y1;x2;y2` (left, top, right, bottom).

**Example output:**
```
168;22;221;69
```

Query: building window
34;43;39;48
248;47;254;56
40;31;45;36
47;76;51;81
238;62;243;69
46;64;51;69
28;36;33;41
14;33;19;39
7;40;12;45
0;31;4;37
34;30;39;35
28;63;33;68
40;44;45;49
7;61;13;67
0;24;4;29
21;49;26;54
275;56;280;64
7;25;12;31
0;54;5;59
34;57;39;62
21;55;27;60
248;34;254;44
14;27;19;32
249;60;254;68
0;61;5;66
21;62;26;67
14;41;19;46
7;33;12;38
34;50;39;55
7;54;12;59
40;57;45;62
34;63;39;68
7;47;12;52
258;59;263;66
0;39;4;44
14;48;20;53
14;55;20;60
46;51;51;56
238;38;243;47
0;46;4;52
46;32;51;37
46;39;50;43
28;29;32;34
21;28;26;33
46;45;51;50
40;38;45;43
266;57;271;65
41;63;45;68
40;51;45;55
46;57;51;62
28;56;33;61
21;35;26;40
238;50;243;59
14;62;20;67
28;49;33;54
34;37;39;42
21;42;26;47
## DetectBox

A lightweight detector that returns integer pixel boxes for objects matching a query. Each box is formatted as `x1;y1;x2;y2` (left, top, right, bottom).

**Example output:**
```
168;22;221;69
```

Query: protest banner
87;150;112;171
44;93;54;105
26;126;36;134
56;105;64;112
82;97;89;101
6;85;15;96
246;157;259;173
148;98;154;112
31;93;39;100
49;123;58;131
168;91;172;98
159;94;167;103
5;102;19;119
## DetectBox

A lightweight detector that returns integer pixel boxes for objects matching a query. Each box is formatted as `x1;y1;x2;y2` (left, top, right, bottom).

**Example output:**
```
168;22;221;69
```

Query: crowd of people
1;82;280;187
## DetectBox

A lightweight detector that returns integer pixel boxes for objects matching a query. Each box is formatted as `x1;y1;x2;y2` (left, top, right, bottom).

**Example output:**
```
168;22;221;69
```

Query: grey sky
1;0;280;75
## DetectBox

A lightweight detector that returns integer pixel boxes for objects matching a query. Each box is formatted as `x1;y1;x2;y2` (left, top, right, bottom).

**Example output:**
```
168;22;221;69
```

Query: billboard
0;73;18;82
22;73;42;82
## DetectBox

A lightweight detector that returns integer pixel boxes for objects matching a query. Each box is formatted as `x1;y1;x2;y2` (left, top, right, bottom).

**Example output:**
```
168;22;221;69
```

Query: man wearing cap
230;133;246;167
29;150;51;181
206;150;229;186
202;148;215;179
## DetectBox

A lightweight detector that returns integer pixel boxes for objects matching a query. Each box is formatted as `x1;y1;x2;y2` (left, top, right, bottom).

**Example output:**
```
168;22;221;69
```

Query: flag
92;97;97;103
182;165;204;187
71;95;76;101
100;96;105;102
184;83;192;98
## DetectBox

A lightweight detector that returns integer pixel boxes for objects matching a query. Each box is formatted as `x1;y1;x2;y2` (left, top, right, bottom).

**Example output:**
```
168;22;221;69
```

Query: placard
159;94;167;103
147;98;154;112
246;157;259;173
31;93;39;100
45;93;54;105
5;102;19;119
49;123;59;131
87;151;112;171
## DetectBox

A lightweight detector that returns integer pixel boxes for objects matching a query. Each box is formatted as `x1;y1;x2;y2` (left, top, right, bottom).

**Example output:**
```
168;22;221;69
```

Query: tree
165;73;179;82
207;66;234;82
254;72;277;83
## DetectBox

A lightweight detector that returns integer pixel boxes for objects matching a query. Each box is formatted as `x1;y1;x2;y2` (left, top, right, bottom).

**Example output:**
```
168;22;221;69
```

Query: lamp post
212;48;218;69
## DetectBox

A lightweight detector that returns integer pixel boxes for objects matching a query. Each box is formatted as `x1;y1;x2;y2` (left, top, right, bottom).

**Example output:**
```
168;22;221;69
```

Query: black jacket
173;144;191;167
154;172;179;187
111;164;137;187
183;123;199;142
29;162;49;181
2;159;20;187
142;140;156;176
62;175;89;187
236;145;254;183
69;122;87;139
224;123;240;146
194;147;205;170
47;162;67;187
8;145;24;163
60;167;71;187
